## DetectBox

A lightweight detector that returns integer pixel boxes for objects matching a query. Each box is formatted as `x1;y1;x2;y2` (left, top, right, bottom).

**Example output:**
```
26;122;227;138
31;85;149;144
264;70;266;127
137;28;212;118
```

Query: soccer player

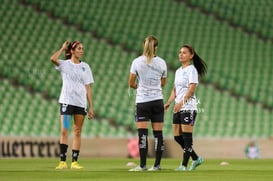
50;41;94;169
244;141;260;159
128;35;167;171
164;44;207;171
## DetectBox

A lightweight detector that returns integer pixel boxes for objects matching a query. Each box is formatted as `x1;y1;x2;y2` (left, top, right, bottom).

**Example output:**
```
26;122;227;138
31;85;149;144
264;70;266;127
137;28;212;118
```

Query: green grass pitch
0;158;272;181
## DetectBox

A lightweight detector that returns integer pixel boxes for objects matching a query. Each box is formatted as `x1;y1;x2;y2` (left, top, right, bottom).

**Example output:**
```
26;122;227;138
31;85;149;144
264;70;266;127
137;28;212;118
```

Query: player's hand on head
62;41;69;51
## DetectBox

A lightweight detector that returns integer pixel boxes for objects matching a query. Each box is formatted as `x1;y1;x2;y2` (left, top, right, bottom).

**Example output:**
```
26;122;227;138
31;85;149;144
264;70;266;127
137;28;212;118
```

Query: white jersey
174;65;198;111
247;146;259;159
130;55;167;103
55;59;94;108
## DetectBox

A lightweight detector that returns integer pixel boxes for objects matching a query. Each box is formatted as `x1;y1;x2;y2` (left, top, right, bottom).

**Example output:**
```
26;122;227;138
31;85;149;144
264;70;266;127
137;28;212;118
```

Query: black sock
153;130;164;167
60;144;68;161
174;135;184;149
182;132;198;160
72;150;80;162
182;132;193;167
182;148;191;167
191;149;198;160
138;128;148;168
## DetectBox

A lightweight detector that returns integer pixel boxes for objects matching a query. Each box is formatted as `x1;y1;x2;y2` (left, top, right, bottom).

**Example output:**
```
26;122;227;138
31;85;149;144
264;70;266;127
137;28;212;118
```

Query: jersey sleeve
162;61;167;78
55;60;65;71
189;67;199;84
84;64;94;85
130;60;137;74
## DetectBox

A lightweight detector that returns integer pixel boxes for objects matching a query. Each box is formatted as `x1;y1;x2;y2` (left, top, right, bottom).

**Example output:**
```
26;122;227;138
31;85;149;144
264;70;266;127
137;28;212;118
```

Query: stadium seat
0;0;272;138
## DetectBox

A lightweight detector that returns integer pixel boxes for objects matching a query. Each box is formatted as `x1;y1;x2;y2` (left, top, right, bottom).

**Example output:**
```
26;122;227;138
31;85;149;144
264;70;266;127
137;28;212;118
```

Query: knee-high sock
174;135;184;149
191;148;198;161
182;132;193;167
178;133;198;161
153;130;164;167
138;128;148;168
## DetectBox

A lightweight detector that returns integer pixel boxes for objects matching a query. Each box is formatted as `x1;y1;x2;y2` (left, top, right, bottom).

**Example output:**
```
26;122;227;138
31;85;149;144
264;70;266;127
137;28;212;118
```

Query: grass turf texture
0;158;272;181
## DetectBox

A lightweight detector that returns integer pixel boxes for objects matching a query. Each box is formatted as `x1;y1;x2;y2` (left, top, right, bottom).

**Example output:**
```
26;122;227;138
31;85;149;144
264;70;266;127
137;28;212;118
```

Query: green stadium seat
0;0;272;138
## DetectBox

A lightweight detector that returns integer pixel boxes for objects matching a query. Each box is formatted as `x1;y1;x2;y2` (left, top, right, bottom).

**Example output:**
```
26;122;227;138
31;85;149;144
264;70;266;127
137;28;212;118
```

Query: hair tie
71;41;80;49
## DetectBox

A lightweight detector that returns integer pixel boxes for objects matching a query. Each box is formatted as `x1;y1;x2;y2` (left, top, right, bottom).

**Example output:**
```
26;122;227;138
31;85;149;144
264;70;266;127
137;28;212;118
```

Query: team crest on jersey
82;67;86;72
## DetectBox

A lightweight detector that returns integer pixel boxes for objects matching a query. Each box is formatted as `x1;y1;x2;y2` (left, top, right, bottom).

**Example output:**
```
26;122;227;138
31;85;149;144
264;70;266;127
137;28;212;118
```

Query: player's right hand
62;41;69;51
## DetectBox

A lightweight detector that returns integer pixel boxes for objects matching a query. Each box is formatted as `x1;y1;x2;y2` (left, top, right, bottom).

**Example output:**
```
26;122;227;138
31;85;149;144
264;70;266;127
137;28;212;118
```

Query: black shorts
173;110;197;125
60;103;87;115
135;99;164;123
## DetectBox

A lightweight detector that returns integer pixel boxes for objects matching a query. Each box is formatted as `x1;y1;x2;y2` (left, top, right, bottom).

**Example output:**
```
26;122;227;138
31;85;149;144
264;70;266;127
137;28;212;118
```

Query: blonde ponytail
143;36;158;64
